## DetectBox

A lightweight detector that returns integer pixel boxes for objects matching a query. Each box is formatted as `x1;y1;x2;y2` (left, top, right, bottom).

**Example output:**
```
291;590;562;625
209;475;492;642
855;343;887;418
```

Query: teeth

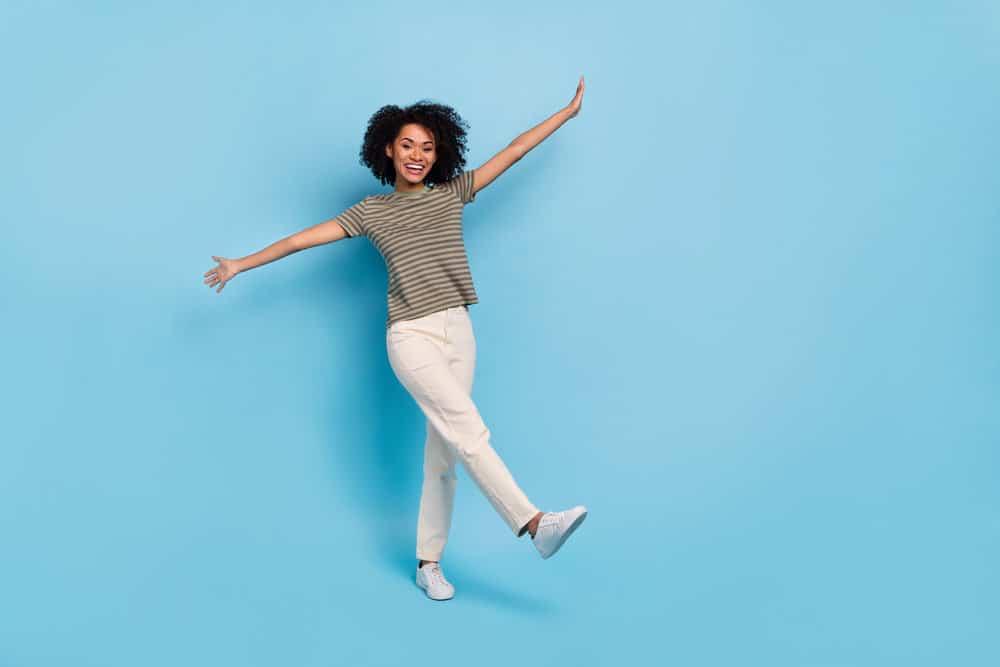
405;164;423;170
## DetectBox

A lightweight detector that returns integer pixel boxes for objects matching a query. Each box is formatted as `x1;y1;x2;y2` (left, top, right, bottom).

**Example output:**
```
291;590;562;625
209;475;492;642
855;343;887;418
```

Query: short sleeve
333;198;368;238
442;170;476;205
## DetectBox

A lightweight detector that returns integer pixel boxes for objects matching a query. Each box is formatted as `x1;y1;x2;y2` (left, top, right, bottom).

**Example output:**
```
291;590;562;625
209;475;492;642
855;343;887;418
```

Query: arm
240;219;349;271
203;220;348;293
471;75;585;195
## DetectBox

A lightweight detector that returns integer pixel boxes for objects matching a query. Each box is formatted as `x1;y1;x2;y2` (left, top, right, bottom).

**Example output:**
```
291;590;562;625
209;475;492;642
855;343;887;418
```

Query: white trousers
386;305;540;561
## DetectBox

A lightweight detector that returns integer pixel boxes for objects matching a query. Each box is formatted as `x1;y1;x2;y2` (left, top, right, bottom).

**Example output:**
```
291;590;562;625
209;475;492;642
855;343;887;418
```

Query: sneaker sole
542;506;588;559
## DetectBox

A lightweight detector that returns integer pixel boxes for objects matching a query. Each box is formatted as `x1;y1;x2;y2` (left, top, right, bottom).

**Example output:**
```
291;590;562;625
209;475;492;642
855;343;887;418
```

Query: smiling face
385;123;437;190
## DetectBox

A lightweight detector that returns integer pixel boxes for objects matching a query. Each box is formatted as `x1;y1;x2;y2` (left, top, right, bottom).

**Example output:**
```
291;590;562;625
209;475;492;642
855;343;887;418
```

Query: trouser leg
415;422;458;561
387;307;539;548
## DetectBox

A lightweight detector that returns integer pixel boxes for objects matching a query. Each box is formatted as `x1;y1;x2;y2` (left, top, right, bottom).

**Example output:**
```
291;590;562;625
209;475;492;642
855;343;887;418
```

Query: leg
414;314;478;561
415;421;458;562
387;310;540;538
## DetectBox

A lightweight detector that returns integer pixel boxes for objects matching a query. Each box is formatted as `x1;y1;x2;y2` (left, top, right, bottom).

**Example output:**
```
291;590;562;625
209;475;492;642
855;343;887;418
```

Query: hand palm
204;256;238;293
567;76;585;118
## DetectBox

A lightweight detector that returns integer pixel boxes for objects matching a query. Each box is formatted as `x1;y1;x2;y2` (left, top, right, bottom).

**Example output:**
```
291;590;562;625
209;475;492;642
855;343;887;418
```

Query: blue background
2;1;997;665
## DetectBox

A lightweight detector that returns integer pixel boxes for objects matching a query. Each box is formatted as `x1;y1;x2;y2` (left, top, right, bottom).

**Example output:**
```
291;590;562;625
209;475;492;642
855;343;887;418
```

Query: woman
204;77;588;601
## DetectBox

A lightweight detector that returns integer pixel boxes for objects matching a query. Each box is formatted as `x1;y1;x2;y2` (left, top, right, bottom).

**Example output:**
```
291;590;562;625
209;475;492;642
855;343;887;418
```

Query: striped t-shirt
333;170;480;329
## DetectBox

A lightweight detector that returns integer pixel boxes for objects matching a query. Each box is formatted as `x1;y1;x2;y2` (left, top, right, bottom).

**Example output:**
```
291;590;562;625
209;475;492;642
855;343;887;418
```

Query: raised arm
471;75;585;195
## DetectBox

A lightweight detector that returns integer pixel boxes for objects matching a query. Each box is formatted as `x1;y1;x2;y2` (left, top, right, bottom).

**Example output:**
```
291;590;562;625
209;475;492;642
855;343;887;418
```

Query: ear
385;143;393;159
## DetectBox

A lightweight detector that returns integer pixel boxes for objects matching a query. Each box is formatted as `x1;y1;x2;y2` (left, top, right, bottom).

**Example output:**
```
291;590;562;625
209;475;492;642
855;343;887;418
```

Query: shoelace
426;564;447;586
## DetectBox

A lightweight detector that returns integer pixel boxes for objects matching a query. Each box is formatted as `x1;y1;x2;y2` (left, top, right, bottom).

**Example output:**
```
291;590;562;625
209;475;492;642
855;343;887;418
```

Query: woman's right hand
204;256;241;293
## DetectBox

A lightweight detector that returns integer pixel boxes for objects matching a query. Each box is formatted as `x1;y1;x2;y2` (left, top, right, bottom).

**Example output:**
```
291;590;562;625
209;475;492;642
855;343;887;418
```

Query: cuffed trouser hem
416;553;441;562
511;505;542;537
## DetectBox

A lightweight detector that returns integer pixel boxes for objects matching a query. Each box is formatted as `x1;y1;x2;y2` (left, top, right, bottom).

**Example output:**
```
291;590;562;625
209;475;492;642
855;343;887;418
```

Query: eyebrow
401;137;434;144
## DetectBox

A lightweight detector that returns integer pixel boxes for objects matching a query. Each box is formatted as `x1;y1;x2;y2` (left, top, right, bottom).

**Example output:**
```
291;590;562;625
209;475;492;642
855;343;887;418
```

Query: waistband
388;304;469;329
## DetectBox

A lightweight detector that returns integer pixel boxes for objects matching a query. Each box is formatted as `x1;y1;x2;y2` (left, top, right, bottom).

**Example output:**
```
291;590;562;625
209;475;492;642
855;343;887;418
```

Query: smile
404;163;425;175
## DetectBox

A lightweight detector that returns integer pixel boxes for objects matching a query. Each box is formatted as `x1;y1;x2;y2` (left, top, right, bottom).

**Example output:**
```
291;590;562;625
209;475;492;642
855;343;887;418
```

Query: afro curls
359;100;470;187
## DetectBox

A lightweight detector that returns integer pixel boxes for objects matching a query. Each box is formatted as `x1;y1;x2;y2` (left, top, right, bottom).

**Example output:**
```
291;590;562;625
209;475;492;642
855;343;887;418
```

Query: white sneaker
531;505;588;559
415;562;454;601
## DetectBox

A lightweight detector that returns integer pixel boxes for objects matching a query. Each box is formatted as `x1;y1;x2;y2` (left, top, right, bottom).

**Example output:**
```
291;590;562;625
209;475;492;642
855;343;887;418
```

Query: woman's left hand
566;75;585;119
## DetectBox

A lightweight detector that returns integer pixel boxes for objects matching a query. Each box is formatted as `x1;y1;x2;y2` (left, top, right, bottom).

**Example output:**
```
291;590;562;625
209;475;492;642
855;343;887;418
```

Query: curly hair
359;100;470;187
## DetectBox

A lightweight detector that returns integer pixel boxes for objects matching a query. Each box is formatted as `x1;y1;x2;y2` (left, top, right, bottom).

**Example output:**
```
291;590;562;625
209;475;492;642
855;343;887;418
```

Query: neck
394;179;427;193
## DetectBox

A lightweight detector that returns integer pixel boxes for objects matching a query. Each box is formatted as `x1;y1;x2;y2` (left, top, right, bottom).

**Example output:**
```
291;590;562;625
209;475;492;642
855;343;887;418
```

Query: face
385;123;437;186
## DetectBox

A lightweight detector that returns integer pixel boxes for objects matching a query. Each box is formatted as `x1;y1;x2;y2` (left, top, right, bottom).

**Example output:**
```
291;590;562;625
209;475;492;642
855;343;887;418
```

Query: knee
456;426;491;461
424;459;457;482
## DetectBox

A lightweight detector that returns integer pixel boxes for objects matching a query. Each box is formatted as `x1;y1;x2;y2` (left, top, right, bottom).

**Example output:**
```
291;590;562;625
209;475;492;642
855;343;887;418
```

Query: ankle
520;511;544;538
